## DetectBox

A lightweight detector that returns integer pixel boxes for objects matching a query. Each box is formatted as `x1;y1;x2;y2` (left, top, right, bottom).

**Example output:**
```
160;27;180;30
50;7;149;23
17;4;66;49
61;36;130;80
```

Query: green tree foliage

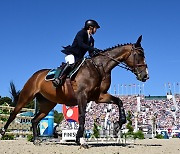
24;100;35;109
92;122;100;138
0;97;11;122
54;110;64;124
0;97;12;106
0;96;34;109
155;134;164;139
27;134;33;142
124;111;145;139
126;111;134;134
1;134;15;140
133;130;144;139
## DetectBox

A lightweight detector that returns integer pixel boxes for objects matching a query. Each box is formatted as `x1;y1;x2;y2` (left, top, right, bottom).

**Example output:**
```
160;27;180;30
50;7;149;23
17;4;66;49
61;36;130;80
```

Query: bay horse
0;35;149;147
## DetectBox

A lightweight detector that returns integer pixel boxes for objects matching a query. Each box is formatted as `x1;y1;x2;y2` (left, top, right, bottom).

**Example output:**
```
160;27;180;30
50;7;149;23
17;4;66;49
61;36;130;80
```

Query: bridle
98;44;147;76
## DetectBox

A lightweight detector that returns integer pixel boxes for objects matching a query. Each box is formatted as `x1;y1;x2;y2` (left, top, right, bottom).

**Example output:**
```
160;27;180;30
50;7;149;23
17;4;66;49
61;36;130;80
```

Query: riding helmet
84;19;100;29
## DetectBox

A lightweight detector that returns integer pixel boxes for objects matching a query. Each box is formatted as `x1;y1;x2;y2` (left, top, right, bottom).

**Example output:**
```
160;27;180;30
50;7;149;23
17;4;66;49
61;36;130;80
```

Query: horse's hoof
76;138;80;145
121;118;127;124
0;128;5;137
33;139;42;145
79;144;89;149
119;116;126;125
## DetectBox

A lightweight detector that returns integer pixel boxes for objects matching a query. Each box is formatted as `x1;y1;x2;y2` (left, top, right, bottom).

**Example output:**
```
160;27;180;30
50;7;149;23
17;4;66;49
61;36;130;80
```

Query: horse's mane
102;43;133;52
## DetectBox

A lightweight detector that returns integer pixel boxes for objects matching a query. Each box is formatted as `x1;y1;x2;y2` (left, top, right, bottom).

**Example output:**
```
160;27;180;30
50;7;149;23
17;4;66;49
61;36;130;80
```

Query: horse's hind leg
0;90;35;137
31;95;56;144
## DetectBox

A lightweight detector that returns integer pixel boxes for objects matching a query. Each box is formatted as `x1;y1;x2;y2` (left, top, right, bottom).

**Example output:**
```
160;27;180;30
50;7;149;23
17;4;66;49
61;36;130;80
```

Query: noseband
130;45;147;76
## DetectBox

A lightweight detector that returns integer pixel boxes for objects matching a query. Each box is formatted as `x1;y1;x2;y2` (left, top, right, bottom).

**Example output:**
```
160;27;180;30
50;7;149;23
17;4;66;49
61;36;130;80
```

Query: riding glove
89;48;101;57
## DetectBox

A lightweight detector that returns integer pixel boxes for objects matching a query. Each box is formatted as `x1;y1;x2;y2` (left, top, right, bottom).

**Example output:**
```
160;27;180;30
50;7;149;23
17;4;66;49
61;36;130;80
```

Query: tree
24;100;35;109
0;97;12;121
134;130;144;139
125;111;144;139
92;122;100;138
54;110;64;124
126;110;134;134
0;97;12;106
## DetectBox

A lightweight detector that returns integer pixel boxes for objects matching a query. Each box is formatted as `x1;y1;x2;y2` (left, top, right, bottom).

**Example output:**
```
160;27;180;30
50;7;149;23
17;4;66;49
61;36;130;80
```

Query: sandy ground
0;138;180;154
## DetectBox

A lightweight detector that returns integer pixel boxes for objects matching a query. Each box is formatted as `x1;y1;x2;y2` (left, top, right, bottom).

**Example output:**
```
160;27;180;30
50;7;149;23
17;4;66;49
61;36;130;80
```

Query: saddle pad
45;69;57;81
45;58;86;81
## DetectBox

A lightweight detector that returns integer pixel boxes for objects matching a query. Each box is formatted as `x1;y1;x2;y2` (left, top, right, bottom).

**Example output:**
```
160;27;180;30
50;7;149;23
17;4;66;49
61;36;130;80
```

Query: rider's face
89;27;97;35
92;27;97;34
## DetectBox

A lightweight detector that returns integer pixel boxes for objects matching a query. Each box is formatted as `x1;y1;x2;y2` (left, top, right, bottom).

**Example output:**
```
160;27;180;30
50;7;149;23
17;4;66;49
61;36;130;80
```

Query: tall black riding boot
52;63;71;88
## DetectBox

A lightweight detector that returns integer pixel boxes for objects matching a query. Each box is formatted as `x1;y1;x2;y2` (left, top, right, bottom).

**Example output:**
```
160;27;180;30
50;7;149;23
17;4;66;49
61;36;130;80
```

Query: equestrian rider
53;19;100;87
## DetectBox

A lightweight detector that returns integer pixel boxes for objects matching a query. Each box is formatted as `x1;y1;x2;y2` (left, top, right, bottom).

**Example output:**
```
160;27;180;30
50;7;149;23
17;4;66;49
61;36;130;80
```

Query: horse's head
93;35;149;82
124;35;149;82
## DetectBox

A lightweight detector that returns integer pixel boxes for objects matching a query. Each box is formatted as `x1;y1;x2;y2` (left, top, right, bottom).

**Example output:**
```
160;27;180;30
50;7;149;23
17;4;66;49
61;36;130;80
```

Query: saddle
45;58;85;81
45;59;86;102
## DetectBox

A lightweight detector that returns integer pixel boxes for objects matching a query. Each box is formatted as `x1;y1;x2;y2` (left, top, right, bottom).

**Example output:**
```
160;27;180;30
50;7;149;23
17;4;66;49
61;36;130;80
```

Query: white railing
0;105;35;137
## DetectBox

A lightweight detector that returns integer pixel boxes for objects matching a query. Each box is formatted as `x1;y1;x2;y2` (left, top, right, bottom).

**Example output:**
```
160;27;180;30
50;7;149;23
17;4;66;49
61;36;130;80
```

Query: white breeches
65;54;75;64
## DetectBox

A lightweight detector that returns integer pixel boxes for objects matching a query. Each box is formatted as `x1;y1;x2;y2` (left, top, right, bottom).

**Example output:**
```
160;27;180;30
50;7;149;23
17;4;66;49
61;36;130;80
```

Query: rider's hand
89;48;101;57
94;48;100;53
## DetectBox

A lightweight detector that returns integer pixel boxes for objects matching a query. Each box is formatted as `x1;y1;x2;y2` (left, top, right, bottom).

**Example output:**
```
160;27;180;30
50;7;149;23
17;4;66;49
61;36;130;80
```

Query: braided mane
102;43;132;52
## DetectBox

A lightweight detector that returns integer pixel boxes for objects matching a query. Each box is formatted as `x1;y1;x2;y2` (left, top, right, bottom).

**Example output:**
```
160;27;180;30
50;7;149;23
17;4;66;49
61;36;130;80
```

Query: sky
0;0;180;112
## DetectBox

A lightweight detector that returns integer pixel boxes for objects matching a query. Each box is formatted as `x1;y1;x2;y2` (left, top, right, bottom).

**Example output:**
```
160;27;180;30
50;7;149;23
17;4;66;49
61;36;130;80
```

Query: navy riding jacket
61;29;95;61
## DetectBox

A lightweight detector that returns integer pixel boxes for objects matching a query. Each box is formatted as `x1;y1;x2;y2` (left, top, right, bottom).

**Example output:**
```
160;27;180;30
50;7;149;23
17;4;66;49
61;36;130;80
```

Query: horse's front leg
76;94;88;148
97;93;126;128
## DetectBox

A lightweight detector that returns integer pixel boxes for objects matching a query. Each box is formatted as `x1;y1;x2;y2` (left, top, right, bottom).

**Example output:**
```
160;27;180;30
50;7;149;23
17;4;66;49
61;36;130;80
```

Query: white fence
0;105;35;137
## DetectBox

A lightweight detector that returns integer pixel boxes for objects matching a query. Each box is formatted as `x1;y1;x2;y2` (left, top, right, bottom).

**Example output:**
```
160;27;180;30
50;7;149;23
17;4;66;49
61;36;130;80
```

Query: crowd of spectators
59;94;180;133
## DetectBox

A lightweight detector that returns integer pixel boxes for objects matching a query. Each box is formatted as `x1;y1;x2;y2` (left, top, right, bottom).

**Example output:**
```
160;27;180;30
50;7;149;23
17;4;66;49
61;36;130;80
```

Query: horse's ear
135;35;142;47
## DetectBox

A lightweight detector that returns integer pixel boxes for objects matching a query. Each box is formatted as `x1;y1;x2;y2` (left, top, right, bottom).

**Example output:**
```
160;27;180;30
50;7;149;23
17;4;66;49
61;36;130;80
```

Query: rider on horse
53;19;101;87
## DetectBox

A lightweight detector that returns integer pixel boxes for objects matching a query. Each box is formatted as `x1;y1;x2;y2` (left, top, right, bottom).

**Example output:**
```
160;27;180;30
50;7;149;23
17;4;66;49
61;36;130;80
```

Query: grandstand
59;93;180;137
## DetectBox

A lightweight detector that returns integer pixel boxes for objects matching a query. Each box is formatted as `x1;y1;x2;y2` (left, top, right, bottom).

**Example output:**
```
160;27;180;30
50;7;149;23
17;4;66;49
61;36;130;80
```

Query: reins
99;51;133;71
89;44;147;79
97;45;136;72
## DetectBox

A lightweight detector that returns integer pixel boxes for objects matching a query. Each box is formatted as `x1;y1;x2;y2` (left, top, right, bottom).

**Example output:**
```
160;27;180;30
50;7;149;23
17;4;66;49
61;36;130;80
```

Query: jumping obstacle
0;105;34;138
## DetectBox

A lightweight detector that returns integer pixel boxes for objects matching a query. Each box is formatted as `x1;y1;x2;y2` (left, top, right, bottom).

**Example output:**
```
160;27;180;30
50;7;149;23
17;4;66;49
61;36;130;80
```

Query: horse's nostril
143;74;149;80
146;74;149;79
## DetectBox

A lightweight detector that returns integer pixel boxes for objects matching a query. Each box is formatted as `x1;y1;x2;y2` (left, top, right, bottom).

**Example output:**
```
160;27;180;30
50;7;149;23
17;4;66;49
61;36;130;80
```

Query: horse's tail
10;81;20;107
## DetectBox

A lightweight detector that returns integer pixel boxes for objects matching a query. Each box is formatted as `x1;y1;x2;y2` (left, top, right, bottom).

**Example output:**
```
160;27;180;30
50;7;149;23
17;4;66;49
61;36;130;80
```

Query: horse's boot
120;107;126;124
52;62;71;88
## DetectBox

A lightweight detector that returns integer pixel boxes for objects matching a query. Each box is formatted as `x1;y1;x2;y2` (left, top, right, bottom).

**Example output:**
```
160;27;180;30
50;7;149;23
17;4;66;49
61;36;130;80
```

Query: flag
63;105;79;123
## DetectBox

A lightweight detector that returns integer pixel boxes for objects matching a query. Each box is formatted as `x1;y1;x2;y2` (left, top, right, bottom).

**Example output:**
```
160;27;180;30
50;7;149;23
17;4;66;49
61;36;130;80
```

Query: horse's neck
98;46;129;73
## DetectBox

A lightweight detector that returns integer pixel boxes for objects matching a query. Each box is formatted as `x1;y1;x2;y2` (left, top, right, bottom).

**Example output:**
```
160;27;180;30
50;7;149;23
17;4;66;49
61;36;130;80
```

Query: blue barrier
161;131;169;139
177;132;180;138
40;110;54;136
